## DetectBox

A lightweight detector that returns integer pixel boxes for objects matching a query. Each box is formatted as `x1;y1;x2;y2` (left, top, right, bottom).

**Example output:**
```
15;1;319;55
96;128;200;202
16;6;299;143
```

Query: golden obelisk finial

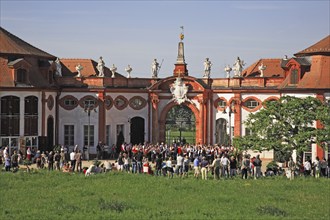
180;26;184;41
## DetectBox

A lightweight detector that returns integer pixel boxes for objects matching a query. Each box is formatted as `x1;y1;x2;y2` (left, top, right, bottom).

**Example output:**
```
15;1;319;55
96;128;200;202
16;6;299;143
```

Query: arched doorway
165;105;196;145
47;116;54;150
130;117;145;145
215;118;228;145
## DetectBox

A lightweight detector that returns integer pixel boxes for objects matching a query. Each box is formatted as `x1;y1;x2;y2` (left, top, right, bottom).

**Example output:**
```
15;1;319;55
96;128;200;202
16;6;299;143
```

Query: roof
242;59;285;77
0;27;55;59
294;35;330;57
59;59;125;78
297;55;330;89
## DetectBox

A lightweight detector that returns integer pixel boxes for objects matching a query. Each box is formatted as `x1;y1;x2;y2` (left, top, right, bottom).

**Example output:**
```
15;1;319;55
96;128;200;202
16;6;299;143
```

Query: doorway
130;117;145;145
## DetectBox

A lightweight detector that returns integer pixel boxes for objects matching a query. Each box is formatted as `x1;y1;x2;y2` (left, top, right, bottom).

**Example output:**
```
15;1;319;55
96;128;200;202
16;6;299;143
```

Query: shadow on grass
257;205;287;217
99;198;131;212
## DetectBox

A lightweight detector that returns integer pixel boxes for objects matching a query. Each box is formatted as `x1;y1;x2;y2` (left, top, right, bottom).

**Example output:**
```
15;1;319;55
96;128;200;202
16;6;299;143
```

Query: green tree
233;96;330;162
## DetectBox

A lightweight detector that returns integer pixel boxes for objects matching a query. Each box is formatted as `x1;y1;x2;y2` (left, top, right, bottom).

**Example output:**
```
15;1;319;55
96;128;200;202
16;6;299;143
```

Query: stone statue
75;64;83;77
233;57;245;77
224;65;232;78
97;56;105;77
110;64;117;78
125;65;132;78
203;58;212;78
151;59;159;78
55;58;62;77
258;62;267;77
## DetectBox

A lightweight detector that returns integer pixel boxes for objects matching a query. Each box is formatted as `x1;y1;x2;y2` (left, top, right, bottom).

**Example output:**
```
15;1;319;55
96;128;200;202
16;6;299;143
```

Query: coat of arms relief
169;77;192;105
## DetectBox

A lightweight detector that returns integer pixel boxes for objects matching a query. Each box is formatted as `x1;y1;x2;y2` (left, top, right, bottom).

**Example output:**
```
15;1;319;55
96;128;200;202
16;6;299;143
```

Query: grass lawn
0;170;329;219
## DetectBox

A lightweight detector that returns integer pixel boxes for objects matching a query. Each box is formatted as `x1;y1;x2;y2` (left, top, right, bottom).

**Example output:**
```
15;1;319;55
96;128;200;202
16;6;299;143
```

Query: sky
1;0;329;78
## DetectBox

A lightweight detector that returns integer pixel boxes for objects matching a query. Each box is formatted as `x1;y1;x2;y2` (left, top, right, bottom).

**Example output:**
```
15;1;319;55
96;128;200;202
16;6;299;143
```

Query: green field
0;170;329;219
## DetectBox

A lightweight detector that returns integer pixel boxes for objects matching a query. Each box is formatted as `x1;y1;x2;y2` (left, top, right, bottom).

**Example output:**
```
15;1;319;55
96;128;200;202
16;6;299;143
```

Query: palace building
0;27;329;160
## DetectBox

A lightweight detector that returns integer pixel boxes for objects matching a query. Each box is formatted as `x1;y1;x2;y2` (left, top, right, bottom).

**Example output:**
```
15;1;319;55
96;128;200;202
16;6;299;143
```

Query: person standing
200;157;209;180
288;157;295;180
75;150;82;172
220;154;230;178
211;155;221;180
229;155;237;178
304;158;311;177
241;154;250;179
193;156;200;179
313;156;320;178
253;155;262;179
70;150;76;172
54;151;61;171
11;150;19;170
48;151;54;171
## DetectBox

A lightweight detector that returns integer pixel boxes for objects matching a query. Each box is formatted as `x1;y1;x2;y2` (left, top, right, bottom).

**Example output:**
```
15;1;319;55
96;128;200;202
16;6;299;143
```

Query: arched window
0;96;20;136
24;96;38;136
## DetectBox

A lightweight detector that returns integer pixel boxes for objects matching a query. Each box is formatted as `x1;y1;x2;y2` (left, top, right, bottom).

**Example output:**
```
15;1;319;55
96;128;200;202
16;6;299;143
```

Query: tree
233;96;330;162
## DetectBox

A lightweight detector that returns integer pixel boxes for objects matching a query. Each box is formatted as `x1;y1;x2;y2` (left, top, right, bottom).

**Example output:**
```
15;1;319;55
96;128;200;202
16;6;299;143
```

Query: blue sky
1;0;329;78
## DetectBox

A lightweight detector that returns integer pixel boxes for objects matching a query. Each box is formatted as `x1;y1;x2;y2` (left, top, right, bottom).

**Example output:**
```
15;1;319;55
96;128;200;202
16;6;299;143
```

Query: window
106;125;111;146
303;144;312;162
64;125;74;146
84;125;94;147
245;128;253;136
64;99;77;107
17;69;27;83
24;96;38;136
0;96;20;136
290;69;298;84
217;99;227;108
244;99;260;109
84;98;96;107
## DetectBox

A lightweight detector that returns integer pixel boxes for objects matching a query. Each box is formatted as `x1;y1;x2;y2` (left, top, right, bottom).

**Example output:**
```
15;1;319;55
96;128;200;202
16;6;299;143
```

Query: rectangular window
106;125;111;146
303;144;312;162
17;69;27;83
84;125;94;147
245;128;253;136
290;69;298;84
64;125;74;146
116;124;124;136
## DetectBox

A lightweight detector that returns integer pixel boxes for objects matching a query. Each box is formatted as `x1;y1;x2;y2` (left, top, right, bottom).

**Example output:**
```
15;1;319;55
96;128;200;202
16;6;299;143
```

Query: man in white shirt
220;154;230;178
304;159;311;177
70;150;76;172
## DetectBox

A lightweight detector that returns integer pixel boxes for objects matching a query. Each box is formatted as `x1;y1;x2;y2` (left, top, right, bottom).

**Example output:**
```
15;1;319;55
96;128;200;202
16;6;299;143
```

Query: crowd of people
1;142;330;180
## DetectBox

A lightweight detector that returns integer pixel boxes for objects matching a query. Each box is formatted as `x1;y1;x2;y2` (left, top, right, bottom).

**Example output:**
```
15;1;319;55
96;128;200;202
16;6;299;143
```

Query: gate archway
165;105;196;145
159;102;200;144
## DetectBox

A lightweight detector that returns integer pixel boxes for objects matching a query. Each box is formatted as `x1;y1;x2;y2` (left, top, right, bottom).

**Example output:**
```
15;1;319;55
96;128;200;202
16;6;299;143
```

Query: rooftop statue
75;64;83;77
125;64;132;78
55;58;62;77
151;59;159;78
258;62;267;77
203;58;212;78
224;65;232;78
97;56;105;77
110;64;117;78
233;57;245;77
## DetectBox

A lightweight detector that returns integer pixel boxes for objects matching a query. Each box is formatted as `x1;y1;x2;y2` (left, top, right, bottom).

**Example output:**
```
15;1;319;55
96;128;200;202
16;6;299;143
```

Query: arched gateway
149;75;209;145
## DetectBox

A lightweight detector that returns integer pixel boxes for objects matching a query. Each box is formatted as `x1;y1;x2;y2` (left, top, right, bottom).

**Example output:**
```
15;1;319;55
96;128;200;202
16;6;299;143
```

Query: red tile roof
242;59;285;77
297;55;330;89
0;27;55;59
294;35;330;57
59;58;125;78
